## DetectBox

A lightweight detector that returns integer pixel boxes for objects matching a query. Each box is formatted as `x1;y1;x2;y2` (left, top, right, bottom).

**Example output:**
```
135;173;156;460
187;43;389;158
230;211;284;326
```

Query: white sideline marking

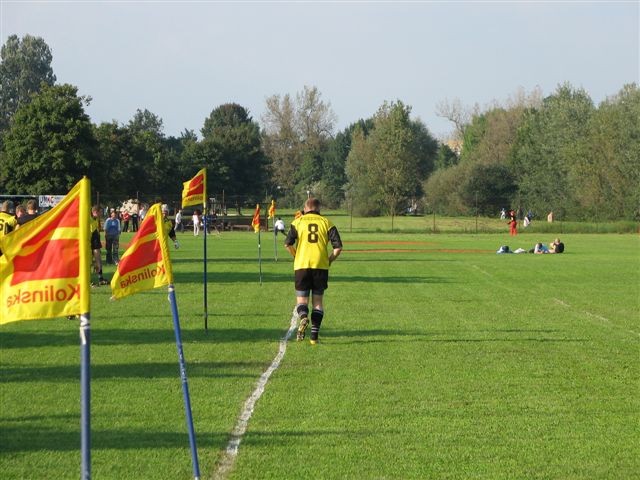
553;298;639;338
213;314;298;479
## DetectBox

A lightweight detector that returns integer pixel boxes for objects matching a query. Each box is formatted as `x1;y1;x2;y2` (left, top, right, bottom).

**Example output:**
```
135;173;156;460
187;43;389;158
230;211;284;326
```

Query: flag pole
258;226;263;285
168;284;201;480
80;313;91;480
273;221;278;262
203;200;208;331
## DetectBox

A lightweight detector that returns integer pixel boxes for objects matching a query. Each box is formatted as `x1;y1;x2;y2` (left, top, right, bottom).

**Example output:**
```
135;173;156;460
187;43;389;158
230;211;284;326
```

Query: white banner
38;195;66;208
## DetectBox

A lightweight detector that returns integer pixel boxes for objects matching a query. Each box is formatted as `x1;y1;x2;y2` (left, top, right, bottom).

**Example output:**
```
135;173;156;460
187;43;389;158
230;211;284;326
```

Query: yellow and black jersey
0;212;18;254
285;212;342;270
0;212;17;238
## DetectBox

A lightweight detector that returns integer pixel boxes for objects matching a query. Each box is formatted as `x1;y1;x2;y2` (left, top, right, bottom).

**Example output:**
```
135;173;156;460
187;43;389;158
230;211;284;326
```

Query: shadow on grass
0;326;292;349
0;423;225;453
325;328;586;344
1;360;265;382
173;271;290;284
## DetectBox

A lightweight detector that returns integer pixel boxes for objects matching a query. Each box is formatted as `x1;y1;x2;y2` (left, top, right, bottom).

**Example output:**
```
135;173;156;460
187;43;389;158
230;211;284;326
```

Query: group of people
497;238;565;254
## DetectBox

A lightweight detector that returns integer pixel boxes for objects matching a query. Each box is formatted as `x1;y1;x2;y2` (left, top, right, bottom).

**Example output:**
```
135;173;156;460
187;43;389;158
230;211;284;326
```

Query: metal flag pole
203;200;208;331
257;226;263;285
168;284;201;480
80;313;91;480
273;220;278;262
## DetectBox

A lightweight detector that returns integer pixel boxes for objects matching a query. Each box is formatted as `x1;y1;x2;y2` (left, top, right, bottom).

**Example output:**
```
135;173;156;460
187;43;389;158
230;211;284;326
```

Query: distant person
104;209;121;265
17;199;38;226
523;215;531;228
500;208;506;219
284;197;343;344
131;201;139;232
90;205;108;286
175;209;183;233
192;209;201;236
274;217;286;236
508;210;518;236
549;238;564;253
547;211;554;223
0;200;18;256
533;242;549;254
122;210;131;232
161;204;180;249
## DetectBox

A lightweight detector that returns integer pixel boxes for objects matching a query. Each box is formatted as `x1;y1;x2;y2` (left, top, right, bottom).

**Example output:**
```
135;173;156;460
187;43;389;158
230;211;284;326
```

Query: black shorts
91;230;101;250
294;269;329;296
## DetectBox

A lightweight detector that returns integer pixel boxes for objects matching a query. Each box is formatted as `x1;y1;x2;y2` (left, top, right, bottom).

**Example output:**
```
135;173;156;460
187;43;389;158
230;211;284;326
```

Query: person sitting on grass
533;242;549;254
549;238;565;253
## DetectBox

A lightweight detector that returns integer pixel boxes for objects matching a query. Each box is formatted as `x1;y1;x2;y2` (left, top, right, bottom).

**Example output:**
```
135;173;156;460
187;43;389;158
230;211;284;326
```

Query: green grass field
1;226;639;479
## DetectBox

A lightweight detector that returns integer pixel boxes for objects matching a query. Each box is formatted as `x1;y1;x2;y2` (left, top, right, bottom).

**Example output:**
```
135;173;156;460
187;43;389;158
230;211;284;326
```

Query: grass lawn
1;226;638;479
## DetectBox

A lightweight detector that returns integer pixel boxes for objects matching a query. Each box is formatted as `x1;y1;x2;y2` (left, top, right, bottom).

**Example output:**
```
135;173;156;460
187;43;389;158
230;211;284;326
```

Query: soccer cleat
309;339;318;345
296;318;309;341
99;279;109;286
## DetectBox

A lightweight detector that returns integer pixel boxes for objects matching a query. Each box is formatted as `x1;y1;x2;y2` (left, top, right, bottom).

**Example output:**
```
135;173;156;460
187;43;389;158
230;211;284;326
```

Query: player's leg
309;293;324;344
294;269;311;341
308;270;329;344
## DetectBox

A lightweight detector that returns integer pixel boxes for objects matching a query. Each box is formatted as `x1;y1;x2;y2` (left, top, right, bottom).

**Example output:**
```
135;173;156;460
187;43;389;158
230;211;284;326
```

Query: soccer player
284;197;343;344
161;204;180;249
90;205;108;286
0;200;18;256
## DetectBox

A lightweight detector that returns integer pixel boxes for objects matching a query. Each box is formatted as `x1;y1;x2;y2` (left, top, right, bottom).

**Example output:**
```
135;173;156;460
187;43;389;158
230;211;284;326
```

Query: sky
2;1;638;140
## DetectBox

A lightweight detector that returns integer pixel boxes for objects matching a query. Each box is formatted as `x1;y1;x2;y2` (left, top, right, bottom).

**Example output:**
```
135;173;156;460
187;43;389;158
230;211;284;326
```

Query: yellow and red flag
182;168;206;208
251;204;261;233
268;199;276;219
110;203;173;300
0;178;91;324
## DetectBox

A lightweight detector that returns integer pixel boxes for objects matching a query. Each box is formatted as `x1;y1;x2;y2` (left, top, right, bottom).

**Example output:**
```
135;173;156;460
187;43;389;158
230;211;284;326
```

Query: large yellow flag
0;178;91;324
181;168;206;208
110;203;173;300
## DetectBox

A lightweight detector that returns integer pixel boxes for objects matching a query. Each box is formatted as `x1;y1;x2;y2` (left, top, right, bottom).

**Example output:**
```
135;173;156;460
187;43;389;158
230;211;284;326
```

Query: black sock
310;309;324;340
296;303;309;320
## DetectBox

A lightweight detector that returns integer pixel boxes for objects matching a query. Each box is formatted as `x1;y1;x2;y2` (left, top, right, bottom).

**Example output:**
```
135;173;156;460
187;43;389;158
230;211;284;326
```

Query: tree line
1;34;638;220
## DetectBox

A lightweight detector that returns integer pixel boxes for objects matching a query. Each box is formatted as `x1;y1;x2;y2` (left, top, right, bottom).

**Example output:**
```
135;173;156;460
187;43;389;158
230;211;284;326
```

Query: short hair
26;199;37;210
1;200;13;212
304;198;320;213
15;205;26;215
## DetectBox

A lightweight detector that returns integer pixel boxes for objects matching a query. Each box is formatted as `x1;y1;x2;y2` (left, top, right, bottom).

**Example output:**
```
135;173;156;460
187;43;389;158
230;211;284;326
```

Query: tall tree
199;103;268;201
126;109;167;195
510;83;595;218
1;84;96;194
262;86;336;205
0;34;56;134
346;101;436;223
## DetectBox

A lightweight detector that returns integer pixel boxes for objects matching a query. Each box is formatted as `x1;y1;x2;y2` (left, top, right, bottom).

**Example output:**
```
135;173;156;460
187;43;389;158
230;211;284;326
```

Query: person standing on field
104;209;121;265
0;200;17;256
284;197;343;344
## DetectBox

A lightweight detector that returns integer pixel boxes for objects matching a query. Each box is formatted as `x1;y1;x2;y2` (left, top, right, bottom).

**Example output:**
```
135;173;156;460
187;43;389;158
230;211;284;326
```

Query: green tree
345;101;435;225
510;83;595;218
262;86;336;205
462;163;517;216
199;103;268;201
434;143;459;170
1;84;96;194
0;34;56;134
126;109;168;195
572;83;640;220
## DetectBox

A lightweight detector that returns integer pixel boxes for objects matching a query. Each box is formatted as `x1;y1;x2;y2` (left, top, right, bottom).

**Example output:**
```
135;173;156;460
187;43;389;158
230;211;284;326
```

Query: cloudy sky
2;1;638;139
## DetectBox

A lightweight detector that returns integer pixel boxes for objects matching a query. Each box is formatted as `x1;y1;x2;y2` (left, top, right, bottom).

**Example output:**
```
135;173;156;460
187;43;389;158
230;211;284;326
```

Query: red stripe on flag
22;196;80;248
117;239;163;276
11;239;79;285
186;174;204;196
